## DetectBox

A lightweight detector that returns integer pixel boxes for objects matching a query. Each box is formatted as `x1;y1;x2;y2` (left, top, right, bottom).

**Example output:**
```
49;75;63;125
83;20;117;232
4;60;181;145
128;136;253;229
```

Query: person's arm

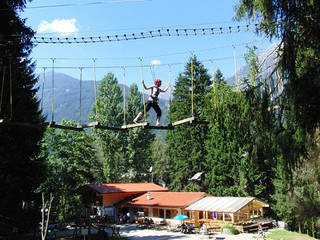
142;80;152;90
160;83;170;92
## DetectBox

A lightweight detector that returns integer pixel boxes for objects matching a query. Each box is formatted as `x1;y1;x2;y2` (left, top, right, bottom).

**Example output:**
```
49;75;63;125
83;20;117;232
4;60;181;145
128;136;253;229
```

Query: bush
221;224;239;235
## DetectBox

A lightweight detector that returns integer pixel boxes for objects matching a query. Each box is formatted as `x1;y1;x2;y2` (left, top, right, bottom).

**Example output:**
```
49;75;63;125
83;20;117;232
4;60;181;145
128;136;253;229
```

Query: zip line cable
31;24;258;44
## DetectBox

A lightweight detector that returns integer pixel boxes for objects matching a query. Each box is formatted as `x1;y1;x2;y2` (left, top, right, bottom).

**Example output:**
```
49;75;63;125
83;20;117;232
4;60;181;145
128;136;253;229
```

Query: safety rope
0;66;5;115
79;67;83;124
93;58;98;118
233;46;239;91
51;58;55;122
139;57;147;121
9;60;12;119
41;67;46;110
122;66;126;125
168;64;172;104
210;60;216;110
191;58;194;116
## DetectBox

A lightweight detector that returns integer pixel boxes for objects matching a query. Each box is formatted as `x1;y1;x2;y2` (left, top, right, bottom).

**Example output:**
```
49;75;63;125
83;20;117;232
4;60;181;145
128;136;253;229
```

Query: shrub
221;224;239;235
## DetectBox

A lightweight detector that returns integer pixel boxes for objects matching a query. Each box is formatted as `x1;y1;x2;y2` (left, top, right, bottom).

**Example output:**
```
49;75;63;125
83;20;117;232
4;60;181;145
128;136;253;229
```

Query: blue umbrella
173;214;189;220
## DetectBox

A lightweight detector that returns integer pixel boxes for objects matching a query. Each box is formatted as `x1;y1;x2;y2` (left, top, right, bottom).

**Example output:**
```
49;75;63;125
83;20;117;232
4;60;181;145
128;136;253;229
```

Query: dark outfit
145;85;161;118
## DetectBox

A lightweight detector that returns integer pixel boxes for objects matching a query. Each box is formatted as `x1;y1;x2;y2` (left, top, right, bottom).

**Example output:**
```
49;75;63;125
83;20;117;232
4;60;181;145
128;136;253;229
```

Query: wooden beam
172;116;195;126
81;121;99;128
93;123;124;131
121;122;148;129
45;121;83;131
144;124;173;130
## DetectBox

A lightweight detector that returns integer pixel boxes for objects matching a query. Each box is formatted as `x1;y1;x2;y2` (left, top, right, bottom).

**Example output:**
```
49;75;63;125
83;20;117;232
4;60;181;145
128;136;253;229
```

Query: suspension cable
190;58;194;116
79;67;83;124
139;57;147;121
122;66;126;125
51;58;55;122
9;59;12;119
93;58;98;118
0;66;5;116
41;67;46;110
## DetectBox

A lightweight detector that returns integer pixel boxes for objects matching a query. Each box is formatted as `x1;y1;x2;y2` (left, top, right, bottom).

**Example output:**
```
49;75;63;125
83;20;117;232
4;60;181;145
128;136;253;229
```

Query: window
153;208;159;217
159;209;164;218
166;210;171;219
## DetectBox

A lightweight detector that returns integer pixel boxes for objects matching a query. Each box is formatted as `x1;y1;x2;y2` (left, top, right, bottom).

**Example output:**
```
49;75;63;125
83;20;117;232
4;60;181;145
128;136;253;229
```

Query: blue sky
21;0;273;91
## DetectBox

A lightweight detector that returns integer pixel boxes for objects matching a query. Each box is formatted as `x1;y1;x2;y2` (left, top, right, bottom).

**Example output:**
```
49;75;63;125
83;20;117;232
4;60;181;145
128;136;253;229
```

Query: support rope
122;66;126;125
210;60;216;109
139;57;147;121
41;68;46;110
79;67;83;124
93;58;98;118
0;67;6;115
190;58;194;116
9;59;12;119
51;58;55;122
168;64;172;104
233;46;239;91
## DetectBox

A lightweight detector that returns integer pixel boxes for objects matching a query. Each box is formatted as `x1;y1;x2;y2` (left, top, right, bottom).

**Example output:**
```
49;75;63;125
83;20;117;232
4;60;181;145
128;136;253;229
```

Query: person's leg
134;102;151;123
153;103;161;126
133;112;143;123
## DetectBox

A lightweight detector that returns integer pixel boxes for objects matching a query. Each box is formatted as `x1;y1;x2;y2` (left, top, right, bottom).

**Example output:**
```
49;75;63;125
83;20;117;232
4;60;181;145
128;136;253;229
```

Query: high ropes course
0;23;255;131
32;24;258;44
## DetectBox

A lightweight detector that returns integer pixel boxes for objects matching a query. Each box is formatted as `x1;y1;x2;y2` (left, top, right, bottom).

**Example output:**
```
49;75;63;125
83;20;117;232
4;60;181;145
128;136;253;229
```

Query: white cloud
151;59;161;66
37;18;79;36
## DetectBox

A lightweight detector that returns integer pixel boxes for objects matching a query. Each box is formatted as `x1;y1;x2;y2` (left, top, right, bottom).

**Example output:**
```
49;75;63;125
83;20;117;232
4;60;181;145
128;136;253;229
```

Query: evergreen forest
0;0;319;239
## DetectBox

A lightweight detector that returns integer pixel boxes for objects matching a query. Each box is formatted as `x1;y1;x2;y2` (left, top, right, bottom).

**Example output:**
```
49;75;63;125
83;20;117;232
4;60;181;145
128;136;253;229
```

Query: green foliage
236;0;320;134
150;135;169;185
90;73;124;182
167;56;211;191
268;230;317;240
39;120;99;222
0;0;46;234
204;73;254;196
124;83;154;182
221;224;239;235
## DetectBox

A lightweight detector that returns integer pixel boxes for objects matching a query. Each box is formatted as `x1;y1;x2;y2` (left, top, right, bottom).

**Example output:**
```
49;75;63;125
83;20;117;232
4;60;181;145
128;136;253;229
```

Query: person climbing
133;78;170;126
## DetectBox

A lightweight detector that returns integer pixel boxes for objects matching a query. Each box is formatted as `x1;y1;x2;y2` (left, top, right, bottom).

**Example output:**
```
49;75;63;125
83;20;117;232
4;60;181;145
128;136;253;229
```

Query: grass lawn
267;229;317;240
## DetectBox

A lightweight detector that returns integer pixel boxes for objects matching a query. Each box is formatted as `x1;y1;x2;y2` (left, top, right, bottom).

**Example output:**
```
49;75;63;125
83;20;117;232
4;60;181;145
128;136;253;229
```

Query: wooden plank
0;119;45;129
93;123;124;131
194;119;209;125
81;121;99;128
172;116;195;126
121;122;148;129
45;121;83;131
144;124;174;130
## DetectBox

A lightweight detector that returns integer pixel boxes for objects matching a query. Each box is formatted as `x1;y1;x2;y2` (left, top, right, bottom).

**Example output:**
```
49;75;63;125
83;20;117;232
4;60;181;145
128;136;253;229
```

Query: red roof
86;183;168;194
127;192;207;208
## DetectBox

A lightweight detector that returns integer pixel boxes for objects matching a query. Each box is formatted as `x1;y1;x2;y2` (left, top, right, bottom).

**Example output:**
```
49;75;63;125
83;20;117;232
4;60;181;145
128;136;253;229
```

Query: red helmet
154;79;162;85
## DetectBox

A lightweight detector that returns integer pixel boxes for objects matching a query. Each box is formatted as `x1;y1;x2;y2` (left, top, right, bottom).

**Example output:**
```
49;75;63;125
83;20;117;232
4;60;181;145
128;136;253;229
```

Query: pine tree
236;0;320;135
167;57;211;191
39;120;99;222
89;73;124;182
124;83;154;182
204;71;252;196
0;0;46;234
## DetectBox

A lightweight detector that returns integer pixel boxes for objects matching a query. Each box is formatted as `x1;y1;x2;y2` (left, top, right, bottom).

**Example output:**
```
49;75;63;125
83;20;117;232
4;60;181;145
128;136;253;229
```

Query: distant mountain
35;72;169;125
226;43;280;90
